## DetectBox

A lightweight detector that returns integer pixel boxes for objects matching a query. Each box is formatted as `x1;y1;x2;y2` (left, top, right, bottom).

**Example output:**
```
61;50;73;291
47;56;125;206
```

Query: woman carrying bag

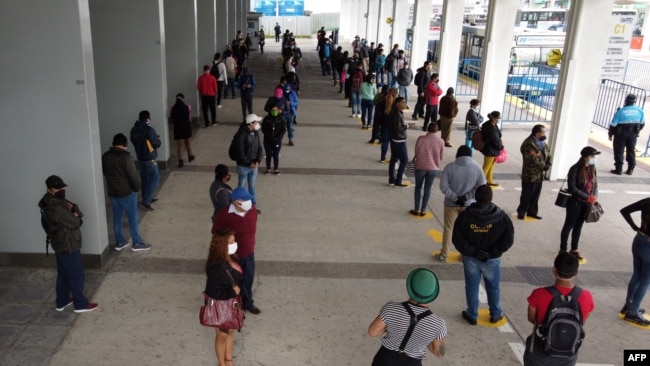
479;111;504;186
204;229;244;366
559;146;600;261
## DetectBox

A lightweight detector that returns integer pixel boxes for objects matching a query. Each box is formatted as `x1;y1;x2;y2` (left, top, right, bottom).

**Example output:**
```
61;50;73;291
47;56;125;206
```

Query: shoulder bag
200;267;245;330
555;179;571;208
584;202;604;223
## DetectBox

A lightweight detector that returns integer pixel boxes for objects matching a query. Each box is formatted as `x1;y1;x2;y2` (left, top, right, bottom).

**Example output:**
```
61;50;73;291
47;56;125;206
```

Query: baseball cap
45;175;67;189
580;146;601;157
231;187;252;201
245;114;262;124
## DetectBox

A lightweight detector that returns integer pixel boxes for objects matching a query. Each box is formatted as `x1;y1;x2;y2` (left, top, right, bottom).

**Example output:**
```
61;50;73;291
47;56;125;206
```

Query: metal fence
503;63;559;122
624;59;650;92
456;58;481;96
592;79;646;129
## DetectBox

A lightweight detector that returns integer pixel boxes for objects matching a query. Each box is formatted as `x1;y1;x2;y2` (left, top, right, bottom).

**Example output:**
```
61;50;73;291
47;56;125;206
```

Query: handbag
199;268;245;329
495;148;508;164
584;201;604;223
406;158;416;172
555;179;571;208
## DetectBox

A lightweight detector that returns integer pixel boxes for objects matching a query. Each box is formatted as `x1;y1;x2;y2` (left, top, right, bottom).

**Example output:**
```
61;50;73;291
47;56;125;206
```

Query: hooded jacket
38;193;83;253
452;202;514;260
238;68;256;96
130;120;161;161
102;146;141;198
233;122;263;167
439;156;486;207
261;113;287;144
480;121;503;157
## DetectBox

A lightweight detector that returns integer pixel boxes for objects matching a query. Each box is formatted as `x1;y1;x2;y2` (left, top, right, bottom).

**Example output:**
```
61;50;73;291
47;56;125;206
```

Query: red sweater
425;81;442;106
211;205;257;258
197;73;217;96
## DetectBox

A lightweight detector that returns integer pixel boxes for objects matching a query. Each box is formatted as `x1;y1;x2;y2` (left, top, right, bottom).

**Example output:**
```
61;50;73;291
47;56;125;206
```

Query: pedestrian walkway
1;37;649;366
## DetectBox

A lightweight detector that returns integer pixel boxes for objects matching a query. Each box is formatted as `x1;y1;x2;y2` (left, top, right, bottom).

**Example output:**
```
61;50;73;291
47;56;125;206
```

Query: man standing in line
274;22;281;42
437;145;485;263
130;110;161;211
38;175;98;313
523;252;594;365
423;73;442;132
238;68;256;124
209;164;233;221
608;93;645;175
212;187;261;315
438;87;459;148
210;53;228;109
102;133;152;252
452;184;514;325
197;64;218;127
233;114;263;213
412;61;432;121
517;124;551;220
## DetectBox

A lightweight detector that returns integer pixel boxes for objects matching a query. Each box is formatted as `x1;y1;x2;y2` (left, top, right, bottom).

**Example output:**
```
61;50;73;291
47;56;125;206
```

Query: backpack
385;54;396;71
536;286;585;358
351;71;363;90
323;44;331;58
228;130;241;161
471;128;485;151
414;70;424;87
40;208;52;256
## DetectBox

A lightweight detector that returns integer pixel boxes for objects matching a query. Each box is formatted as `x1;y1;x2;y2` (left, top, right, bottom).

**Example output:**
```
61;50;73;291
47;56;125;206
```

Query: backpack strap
398;302;432;353
543;286;584;323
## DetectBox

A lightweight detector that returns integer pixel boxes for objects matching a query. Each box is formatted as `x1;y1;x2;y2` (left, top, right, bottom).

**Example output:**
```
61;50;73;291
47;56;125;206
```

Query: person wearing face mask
130;110;161;210
465;99;484;150
38;175;98;313
204;228;244;365
396;62;413;106
478;111;504;186
232;114;263;212
212;187;261;315
559;146;600;261
209;164;233;221
517;125;552;220
261;105;287;175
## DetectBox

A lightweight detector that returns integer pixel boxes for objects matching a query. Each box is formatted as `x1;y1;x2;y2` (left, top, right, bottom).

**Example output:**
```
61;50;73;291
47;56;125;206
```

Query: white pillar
366;0;380;44
377;0;394;47
356;0;369;40
641;4;650;51
0;0;108;260
410;0;433;69
228;0;237;41
349;0;360;45
340;0;353;41
391;0;409;51
198;0;216;61
165;0;199;117
437;0;464;92
216;0;229;51
476;0;517;119
548;0;616;180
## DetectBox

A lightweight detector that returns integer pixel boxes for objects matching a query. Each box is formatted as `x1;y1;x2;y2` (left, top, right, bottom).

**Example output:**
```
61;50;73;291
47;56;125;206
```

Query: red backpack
351;71;363;90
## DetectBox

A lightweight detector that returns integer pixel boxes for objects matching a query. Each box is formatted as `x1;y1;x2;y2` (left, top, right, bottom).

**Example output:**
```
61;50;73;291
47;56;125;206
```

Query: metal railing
624;59;650;92
592;79;646;129
502;63;559;123
456;58;481;96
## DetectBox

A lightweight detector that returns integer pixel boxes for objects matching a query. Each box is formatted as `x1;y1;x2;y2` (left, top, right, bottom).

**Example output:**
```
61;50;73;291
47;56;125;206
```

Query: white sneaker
217;105;223;109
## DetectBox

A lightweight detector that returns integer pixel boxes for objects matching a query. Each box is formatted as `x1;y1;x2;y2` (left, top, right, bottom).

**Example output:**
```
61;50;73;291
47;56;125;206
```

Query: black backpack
40;208;52;256
228;130;241;161
414;70;424;87
536;286;585;358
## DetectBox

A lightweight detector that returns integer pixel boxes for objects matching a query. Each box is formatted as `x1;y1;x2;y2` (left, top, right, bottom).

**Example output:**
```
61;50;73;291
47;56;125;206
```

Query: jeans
236;164;258;205
414;170;437;212
398;84;409;104
139;160;159;205
285;113;295;140
375;69;385;87
380;127;391;161
423;104;438;130
350;90;361;115
110;193;141;245
560;197;588;251
462;255;503;320
240;253;256;311
624;233;650;314
361;99;374;126
55;250;89;310
387;71;396;89
388;141;408;185
264;139;282;170
226;77;236;97
201;95;216;126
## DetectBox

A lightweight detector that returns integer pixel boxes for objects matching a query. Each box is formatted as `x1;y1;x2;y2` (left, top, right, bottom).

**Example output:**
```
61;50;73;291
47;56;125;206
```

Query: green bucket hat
406;268;440;304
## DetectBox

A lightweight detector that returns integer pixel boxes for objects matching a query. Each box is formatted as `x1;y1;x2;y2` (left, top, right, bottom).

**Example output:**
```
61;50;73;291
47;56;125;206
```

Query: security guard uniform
609;95;645;175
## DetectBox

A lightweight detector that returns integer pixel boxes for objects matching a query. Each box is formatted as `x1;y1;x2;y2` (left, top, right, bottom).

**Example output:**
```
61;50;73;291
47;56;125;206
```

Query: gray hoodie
439;156;486;207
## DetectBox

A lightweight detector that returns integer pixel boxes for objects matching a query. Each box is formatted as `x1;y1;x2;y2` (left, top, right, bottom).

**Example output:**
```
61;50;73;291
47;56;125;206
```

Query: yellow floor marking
510;212;540;222
618;313;650;329
432;250;462;263
426;229;443;243
477;308;507;327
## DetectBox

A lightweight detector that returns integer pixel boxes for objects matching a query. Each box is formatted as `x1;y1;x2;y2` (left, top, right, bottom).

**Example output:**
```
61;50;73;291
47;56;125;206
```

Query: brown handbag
199;268;245;329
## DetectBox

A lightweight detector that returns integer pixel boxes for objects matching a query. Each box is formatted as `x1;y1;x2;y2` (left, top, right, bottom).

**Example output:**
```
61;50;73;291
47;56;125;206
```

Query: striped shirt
379;301;447;359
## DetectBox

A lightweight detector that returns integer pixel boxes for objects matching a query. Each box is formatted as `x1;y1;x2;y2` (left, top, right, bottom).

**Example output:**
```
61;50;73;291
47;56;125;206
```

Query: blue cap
231;187;252;201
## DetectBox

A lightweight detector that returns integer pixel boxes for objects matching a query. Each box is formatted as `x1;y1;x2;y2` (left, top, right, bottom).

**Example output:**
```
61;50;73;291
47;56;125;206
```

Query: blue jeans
387;71;396;89
375;69;385;87
380;127;391;161
226;77;236;97
351;90;361;115
285;113;295;140
55;250;89;310
236;164;258;205
398;84;409;104
361;99;374;126
462;256;503;320
414;170;437;212
388;141;408;185
139;160;159;205
240;253;256;311
625;233;650;314
110;193;141;245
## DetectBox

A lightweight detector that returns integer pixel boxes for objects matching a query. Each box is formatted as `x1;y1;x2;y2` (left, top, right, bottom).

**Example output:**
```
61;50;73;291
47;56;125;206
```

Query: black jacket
387;108;407;140
480;122;503;157
130;120;161;161
261;114;287;144
233;123;263;167
205;263;244;300
452;202;514;260
566;162;598;201
102;147;140;198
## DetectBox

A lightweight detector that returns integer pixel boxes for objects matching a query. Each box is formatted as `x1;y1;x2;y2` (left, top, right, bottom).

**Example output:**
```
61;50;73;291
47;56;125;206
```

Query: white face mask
228;242;238;255
240;200;252;212
588;157;596;166
254;123;261;131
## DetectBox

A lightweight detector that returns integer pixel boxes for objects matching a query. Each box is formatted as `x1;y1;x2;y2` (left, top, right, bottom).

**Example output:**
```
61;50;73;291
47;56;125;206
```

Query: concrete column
366;0;380;45
340;0;352;42
90;0;170;165
356;0;369;39
392;0;409;51
228;0;237;41
216;0;229;51
165;0;199;117
0;0;108;263
437;0;464;92
377;0;394;47
548;0;616;180
410;0;433;69
349;0;360;43
476;0;517;119
641;5;650;51
198;0;216;64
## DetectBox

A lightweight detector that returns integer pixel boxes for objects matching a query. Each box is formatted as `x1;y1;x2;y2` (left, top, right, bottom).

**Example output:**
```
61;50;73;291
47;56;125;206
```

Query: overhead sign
253;0;304;16
601;10;637;82
515;35;566;46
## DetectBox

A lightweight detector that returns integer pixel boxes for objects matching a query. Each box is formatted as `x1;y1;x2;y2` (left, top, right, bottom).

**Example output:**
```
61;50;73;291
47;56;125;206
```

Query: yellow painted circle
432;250;462;263
618;313;650;329
477;308;507;327
510;212;541;222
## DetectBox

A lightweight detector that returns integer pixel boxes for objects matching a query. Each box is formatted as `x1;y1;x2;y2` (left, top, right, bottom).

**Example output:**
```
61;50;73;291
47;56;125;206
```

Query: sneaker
623;312;650;326
274;170;280;175
409;210;420;216
394;184;409;188
115;242;130;251
462;311;477;326
611;169;623;175
388;182;395;186
74;303;98;314
490;314;505;323
141;202;154;211
56;298;73;311
378;160;385;163
264;169;271;175
620;306;646;315
132;242;152;252
434;253;448;263
217;105;223;109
